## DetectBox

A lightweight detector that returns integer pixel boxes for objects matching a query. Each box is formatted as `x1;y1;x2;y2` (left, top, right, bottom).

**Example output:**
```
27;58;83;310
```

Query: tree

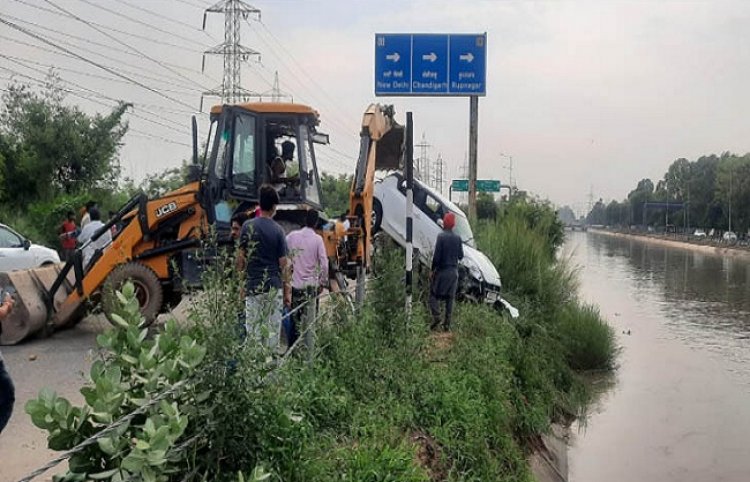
627;178;654;225
0;77;129;208
319;172;351;217
0;77;129;247
557;205;577;224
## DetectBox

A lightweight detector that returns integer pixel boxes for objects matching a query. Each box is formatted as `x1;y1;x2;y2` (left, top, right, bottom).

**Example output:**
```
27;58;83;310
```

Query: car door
0;226;34;271
417;192;444;256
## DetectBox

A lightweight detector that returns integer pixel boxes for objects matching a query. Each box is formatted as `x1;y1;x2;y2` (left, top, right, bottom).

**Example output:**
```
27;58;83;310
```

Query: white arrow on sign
422;52;437;62
459;52;474;63
385;52;400;62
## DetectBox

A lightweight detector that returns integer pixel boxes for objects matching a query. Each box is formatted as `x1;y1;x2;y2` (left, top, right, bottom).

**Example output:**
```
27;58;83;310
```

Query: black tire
102;262;163;327
372;198;383;233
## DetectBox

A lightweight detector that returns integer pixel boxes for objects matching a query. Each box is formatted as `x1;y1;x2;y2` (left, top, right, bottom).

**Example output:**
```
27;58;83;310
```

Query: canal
567;231;750;482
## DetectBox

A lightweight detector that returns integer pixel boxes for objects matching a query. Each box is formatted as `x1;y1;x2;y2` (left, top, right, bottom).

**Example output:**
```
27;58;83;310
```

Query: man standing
429;212;464;331
58;210;77;263
77;207;112;269
285;209;328;353
237;185;290;351
0;292;16;434
80;200;96;228
230;211;249;241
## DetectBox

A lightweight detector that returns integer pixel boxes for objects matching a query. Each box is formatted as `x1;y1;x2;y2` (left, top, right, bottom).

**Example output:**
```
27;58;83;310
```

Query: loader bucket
0;264;81;345
374;123;405;171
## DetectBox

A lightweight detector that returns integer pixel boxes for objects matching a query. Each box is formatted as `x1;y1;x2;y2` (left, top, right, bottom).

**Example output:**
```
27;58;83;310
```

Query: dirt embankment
589;229;750;259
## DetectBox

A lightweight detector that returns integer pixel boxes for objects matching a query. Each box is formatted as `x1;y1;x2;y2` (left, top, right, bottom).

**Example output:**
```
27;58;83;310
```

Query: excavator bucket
374;122;405;171
0;264;81;345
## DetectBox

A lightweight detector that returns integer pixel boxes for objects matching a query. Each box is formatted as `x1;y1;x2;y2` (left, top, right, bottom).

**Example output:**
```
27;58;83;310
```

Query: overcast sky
2;0;749;214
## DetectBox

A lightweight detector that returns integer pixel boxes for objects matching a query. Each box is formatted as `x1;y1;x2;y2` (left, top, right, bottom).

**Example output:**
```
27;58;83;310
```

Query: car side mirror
23;239;31;250
437;219;444;228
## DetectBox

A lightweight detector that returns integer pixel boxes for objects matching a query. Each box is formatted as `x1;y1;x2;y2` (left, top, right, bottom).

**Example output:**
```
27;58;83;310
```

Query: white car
373;173;517;316
0;223;60;272
723;231;738;243
693;229;707;238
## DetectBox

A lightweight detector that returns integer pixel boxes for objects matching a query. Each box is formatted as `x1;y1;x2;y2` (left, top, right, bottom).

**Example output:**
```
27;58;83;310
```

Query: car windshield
451;211;475;247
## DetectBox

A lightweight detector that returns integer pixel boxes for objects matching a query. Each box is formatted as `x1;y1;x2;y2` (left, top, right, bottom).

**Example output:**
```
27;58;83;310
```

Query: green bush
557;302;617;371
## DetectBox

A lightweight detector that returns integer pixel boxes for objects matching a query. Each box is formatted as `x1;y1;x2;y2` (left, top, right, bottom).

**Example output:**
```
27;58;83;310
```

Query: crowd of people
57;200;117;267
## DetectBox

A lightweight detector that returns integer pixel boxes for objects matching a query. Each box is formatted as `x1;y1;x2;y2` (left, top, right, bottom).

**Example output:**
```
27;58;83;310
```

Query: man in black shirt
429;212;464;331
237;185;290;351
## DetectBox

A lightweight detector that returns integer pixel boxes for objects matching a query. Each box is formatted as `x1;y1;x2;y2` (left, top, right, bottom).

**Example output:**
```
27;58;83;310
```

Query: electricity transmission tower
415;133;431;185
201;0;261;108
261;71;292;102
434;154;445;194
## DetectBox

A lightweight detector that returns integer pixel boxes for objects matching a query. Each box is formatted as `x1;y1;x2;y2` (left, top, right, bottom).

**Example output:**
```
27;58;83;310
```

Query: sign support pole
468;96;479;221
405;112;414;316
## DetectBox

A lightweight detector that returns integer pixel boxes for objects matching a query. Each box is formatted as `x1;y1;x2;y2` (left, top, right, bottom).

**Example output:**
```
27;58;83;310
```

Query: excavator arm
325;104;404;283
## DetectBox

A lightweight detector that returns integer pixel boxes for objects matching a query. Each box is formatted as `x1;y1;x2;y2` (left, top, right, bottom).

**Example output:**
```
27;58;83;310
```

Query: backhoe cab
202;103;327;231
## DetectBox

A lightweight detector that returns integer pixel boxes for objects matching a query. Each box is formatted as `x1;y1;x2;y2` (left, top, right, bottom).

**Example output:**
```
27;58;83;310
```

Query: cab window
423;194;444;223
299;125;321;205
231;113;256;193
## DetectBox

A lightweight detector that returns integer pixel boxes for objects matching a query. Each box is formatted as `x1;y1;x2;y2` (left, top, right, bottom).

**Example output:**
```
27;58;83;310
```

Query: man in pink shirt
285;209;328;352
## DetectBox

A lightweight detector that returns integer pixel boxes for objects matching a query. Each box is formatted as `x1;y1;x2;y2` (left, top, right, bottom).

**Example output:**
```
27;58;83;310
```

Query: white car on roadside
0;223;60;272
693;229;707;238
373;173;517;317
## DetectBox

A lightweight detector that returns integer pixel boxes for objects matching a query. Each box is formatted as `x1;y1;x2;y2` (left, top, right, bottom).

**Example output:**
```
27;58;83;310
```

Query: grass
173;202;618;481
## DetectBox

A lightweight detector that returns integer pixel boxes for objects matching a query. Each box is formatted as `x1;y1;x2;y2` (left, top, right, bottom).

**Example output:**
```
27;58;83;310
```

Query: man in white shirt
77;207;112;268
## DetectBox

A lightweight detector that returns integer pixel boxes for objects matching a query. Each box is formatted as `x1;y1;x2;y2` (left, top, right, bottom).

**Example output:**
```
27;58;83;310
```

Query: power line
114;0;216;39
0;17;197;110
73;0;209;49
256;20;355;129
42;0;212;93
0;31;218;96
0;62;188;135
2;12;219;82
10;0;200;53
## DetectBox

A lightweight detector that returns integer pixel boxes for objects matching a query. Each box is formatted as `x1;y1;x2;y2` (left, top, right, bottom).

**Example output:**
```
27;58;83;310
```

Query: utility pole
729;166;734;233
468;96;478;220
201;0;261;107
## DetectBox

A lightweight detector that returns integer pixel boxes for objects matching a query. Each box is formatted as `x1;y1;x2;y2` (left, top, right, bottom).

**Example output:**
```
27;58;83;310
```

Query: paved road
0;296;195;482
0;315;106;481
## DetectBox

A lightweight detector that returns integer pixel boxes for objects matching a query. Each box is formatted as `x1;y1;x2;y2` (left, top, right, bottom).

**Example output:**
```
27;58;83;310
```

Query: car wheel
372;198;383;233
102;262;163;327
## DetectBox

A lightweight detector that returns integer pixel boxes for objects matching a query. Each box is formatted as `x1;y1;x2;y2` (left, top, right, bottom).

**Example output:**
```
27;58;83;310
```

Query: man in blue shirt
237;185;290;351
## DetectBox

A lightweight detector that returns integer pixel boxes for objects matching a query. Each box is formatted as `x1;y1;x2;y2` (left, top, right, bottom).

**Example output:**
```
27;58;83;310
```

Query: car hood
461;244;501;288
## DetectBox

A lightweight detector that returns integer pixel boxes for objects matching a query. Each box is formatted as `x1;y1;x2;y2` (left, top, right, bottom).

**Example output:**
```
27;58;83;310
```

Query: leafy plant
26;282;205;481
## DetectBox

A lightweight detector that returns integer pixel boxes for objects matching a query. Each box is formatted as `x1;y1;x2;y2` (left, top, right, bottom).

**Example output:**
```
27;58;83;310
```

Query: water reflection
585;232;750;375
568;231;750;482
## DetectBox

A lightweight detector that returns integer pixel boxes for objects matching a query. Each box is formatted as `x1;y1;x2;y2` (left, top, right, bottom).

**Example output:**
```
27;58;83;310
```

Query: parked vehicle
373;173;517;317
693;229;707;238
723;231;738;243
0;223;60;272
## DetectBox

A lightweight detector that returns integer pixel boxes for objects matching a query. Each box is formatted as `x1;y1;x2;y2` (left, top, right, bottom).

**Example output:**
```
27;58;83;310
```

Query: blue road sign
411;34;449;94
449;34;487;95
375;33;487;96
374;34;411;95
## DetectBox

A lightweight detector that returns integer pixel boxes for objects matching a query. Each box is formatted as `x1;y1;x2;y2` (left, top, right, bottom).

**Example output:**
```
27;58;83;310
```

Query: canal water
566;231;750;482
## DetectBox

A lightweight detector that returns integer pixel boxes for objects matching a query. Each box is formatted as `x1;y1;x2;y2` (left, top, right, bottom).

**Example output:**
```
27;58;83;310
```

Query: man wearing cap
429;212;464;331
